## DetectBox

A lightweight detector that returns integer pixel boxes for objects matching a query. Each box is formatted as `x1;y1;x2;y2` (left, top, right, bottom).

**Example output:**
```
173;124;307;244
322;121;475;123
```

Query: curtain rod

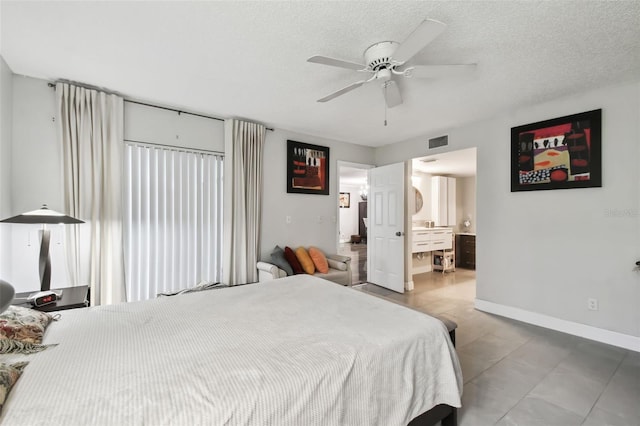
47;82;274;131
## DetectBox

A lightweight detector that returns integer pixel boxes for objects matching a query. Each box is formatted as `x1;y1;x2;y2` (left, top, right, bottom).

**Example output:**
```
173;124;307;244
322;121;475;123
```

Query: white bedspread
1;275;462;426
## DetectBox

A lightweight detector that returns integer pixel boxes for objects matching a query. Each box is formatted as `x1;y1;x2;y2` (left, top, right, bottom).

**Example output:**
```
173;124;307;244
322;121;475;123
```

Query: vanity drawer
430;230;453;250
412;240;433;253
413;231;432;243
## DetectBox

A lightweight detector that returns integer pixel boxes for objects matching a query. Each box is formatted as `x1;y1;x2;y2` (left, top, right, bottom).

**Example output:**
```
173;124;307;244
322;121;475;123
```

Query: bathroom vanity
412;227;455;274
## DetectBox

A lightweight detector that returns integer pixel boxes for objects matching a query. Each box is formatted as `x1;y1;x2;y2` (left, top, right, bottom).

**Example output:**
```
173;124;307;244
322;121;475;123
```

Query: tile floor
338;242;367;284
354;270;640;426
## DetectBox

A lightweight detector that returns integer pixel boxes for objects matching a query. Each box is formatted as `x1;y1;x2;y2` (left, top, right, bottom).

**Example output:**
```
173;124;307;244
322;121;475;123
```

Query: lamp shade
0;204;84;224
0;280;15;313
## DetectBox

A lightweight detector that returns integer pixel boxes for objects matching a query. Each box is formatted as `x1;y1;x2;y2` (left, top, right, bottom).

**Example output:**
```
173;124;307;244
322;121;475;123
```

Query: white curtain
123;144;223;302
57;82;125;306
223;119;266;285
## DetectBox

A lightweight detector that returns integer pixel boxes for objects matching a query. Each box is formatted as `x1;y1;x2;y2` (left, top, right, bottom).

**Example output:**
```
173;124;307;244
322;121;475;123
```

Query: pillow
0;362;28;415
284;246;305;274
295;247;316;275
327;258;348;271
0;339;55;354
0;305;53;344
308;247;329;274
271;245;293;276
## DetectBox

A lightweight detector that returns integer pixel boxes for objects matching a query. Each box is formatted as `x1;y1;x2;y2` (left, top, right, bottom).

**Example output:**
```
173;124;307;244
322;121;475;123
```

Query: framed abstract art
287;140;330;195
511;109;602;192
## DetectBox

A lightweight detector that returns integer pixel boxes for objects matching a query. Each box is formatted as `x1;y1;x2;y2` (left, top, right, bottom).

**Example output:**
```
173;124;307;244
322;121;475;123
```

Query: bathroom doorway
409;148;477;289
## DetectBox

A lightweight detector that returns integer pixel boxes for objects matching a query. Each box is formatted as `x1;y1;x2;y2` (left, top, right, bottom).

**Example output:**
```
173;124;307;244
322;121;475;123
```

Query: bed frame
408;317;458;426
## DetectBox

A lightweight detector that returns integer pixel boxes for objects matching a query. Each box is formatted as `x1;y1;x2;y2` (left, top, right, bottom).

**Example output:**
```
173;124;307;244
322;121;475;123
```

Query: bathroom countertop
412;226;453;231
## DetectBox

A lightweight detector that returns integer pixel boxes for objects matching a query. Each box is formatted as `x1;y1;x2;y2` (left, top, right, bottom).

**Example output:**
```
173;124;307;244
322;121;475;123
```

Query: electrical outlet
588;298;598;311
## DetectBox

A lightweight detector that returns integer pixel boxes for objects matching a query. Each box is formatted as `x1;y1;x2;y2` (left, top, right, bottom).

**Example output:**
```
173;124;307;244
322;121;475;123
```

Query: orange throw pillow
308;247;329;274
295;247;316;274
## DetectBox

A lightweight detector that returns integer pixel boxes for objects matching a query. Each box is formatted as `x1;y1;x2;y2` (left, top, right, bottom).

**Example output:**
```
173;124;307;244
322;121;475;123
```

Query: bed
1;275;462;425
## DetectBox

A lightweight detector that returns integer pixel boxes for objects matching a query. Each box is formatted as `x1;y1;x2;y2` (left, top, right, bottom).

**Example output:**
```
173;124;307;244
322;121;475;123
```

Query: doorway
337;161;372;285
409;148;477;293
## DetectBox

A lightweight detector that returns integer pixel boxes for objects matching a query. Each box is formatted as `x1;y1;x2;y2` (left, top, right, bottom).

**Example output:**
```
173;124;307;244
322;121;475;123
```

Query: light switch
286;215;292;224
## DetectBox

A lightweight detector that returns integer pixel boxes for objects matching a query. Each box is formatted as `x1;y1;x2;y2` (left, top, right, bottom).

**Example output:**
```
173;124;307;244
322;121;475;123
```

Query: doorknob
395;231;404;236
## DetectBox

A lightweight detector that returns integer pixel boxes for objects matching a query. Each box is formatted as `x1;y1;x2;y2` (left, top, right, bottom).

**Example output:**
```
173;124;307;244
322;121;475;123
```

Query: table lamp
0;280;14;313
0;205;83;292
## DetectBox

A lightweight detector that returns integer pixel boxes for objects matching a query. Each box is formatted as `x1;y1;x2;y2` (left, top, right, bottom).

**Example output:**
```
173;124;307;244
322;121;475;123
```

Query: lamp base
39;228;51;292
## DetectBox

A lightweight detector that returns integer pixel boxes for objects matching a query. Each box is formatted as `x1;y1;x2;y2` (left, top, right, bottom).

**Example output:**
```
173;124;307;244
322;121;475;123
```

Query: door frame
408;147;478;286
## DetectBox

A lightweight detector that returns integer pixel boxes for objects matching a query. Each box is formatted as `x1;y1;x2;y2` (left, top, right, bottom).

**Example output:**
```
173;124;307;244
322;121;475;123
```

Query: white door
368;162;405;293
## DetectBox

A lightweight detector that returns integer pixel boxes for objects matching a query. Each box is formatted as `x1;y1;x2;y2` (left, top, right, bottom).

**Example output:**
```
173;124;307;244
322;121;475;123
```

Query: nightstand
14;285;89;312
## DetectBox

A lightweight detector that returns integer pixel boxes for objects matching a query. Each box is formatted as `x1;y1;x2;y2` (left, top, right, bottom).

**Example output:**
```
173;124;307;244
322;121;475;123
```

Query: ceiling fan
308;19;476;108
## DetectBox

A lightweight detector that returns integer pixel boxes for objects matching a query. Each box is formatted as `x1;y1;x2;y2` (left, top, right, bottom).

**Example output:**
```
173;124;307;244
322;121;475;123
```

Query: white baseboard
475;299;640;352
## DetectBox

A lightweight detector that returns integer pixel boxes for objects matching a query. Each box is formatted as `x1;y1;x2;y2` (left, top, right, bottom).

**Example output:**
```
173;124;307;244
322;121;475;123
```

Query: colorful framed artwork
287;140;330;195
511;109;602;192
339;192;350;208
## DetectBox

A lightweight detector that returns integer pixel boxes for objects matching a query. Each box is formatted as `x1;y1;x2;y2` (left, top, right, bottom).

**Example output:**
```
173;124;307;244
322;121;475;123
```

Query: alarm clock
28;291;59;307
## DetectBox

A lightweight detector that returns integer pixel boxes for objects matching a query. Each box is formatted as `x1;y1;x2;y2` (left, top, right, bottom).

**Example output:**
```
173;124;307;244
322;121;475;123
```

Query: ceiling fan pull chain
384;83;388;126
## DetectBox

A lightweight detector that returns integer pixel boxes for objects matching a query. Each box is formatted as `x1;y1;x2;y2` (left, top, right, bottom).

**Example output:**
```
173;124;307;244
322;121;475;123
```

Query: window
124;143;223;302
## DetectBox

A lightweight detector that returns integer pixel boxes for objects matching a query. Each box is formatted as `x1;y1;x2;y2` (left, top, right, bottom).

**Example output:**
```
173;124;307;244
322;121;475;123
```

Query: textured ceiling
2;1;639;147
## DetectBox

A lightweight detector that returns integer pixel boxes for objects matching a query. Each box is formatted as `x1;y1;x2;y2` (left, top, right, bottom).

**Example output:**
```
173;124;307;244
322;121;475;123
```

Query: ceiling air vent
428;135;448;149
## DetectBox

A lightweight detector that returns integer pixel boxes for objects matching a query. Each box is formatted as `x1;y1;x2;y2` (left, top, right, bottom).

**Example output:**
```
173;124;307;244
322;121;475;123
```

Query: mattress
1;275;462;426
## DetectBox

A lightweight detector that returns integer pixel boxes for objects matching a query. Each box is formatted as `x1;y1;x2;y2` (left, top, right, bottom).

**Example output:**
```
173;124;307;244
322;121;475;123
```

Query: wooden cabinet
456;234;476;270
431;176;456;226
358;202;367;241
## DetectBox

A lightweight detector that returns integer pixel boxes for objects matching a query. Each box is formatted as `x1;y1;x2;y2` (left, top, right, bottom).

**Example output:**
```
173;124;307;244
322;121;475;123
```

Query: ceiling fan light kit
308;18;477;121
364;41;399;72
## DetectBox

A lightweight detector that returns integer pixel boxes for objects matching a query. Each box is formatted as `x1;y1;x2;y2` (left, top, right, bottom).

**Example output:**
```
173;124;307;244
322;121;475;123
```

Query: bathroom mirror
413;186;423;214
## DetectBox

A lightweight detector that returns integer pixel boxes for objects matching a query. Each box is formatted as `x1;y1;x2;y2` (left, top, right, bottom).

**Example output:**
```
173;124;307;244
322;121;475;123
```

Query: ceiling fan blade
409;64;477;78
393;19;447;64
307;55;365;71
317;80;368;102
383;80;402;108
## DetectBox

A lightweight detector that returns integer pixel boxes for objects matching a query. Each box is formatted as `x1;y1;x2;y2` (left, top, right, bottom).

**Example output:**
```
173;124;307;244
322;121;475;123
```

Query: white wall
9;76;63;292
456;176;476;234
376;81;640;343
0;56;13;283
260;129;374;260
124;102;224;152
7;75;373;289
338;183;360;242
7;76;225;293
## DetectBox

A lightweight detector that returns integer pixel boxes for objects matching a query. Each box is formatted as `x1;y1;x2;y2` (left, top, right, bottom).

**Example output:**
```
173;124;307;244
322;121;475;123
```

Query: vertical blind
124;143;223;302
